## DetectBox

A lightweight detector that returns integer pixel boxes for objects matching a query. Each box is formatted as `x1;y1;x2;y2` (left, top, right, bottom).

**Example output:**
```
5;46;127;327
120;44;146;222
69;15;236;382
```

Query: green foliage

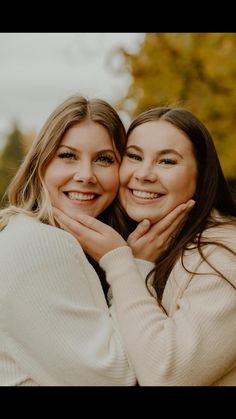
118;33;236;178
0;124;26;208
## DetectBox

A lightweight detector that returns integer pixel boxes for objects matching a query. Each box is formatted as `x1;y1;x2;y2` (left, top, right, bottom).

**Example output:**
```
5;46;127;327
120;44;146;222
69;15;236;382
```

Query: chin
63;206;92;219
129;210;165;224
127;211;154;224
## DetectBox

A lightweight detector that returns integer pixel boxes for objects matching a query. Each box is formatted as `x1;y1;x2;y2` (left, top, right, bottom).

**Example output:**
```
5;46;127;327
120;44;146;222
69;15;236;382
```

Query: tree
0;124;26;207
117;33;236;179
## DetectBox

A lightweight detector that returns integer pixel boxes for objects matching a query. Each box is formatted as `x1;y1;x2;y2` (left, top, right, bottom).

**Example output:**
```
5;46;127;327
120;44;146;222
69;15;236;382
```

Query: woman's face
44;120;120;218
119;120;198;223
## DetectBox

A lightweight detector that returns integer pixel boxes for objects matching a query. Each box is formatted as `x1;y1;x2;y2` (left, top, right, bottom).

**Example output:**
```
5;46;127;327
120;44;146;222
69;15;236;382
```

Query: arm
52;202;194;308
1;218;135;386
100;244;236;386
51;207;236;385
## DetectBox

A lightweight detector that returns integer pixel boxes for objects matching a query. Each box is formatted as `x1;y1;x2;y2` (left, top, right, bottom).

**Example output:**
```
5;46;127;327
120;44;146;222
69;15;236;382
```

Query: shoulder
0;214;91;292
1;214;82;257
182;217;236;277
203;219;236;251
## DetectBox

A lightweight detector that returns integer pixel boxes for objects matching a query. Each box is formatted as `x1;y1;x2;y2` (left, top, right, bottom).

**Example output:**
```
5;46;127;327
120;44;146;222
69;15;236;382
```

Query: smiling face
44;120;120;218
119;120;198;223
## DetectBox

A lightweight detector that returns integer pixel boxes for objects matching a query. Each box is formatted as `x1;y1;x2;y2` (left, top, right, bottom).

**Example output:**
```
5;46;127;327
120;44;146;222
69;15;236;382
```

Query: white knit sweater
0;214;151;386
100;220;236;386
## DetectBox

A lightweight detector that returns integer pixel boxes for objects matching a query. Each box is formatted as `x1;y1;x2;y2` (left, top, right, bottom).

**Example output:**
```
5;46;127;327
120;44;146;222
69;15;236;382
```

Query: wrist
99;246;133;275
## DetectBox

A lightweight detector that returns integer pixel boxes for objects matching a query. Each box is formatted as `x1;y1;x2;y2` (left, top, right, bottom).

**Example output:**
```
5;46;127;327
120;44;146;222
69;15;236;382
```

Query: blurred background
0;32;236;207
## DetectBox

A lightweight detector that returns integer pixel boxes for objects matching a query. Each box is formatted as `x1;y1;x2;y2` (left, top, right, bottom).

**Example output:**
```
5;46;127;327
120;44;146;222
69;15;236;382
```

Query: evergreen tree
0;124;26;208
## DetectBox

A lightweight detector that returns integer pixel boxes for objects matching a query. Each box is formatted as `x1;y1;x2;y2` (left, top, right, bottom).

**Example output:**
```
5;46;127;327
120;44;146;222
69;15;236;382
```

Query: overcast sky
0;33;145;147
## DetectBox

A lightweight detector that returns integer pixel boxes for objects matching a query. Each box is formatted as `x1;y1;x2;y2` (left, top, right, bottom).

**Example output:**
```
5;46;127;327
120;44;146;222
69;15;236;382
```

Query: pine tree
0;124;26;208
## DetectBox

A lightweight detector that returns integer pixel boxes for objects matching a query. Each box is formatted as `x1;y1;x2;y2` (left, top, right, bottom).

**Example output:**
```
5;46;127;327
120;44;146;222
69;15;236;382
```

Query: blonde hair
0;95;126;230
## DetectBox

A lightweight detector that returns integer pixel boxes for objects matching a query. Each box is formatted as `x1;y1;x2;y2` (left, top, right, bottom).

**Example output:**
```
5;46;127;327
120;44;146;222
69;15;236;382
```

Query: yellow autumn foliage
117;33;236;177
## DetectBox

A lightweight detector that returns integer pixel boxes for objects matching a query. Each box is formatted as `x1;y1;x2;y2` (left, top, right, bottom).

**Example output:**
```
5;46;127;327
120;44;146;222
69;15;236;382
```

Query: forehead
128;120;193;153
60;120;113;149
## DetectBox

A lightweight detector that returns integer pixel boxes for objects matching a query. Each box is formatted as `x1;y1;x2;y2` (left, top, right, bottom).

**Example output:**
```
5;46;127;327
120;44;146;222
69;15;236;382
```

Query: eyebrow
126;145;183;159
58;145;116;154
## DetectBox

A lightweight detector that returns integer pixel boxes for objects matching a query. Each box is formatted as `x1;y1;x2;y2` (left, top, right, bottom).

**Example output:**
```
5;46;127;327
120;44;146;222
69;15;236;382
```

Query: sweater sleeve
106;248;155;305
99;245;236;386
1;218;136;386
134;258;155;279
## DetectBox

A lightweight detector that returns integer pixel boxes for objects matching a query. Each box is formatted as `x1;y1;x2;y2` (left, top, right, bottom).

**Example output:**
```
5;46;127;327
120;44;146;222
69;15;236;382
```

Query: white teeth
132;190;159;199
68;192;96;201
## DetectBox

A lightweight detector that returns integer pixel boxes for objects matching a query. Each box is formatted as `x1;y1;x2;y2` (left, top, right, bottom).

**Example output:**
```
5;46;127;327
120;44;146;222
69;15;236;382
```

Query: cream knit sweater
0;214;151;386
100;220;236;386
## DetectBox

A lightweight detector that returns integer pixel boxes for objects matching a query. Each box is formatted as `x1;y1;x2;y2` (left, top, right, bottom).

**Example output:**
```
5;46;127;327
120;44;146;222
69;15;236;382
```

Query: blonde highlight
0;95;126;231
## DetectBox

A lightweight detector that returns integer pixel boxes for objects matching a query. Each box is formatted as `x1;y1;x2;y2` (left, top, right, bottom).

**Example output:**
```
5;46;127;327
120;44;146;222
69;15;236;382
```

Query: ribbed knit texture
100;220;236;386
0;214;145;386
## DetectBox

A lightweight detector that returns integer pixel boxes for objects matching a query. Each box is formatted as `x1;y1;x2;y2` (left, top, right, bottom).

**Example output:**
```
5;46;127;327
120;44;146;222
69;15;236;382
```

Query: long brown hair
126;107;236;304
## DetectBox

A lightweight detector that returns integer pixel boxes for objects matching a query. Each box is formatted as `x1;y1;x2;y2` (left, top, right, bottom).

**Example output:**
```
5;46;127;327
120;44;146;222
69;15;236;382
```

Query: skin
53;201;194;262
44;120;120;219
119;120;198;223
52;119;196;262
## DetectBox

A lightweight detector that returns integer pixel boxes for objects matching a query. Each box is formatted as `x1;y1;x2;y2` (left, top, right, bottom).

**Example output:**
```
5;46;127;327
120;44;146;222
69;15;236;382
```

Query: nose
73;163;96;184
134;162;157;182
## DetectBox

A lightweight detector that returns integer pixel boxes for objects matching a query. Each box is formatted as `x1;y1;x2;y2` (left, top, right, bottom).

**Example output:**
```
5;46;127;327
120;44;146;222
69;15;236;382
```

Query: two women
0;96;186;386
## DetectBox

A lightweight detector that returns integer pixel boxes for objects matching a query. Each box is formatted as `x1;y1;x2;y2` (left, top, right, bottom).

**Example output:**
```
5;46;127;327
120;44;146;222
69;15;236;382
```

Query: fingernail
188;200;195;208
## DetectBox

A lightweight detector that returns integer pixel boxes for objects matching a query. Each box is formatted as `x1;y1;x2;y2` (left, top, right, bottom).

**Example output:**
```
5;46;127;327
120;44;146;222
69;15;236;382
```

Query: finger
53;207;107;236
150;200;195;236
54;216;66;230
128;219;151;242
53;208;89;237
149;200;195;243
165;200;195;237
75;213;106;232
164;211;188;240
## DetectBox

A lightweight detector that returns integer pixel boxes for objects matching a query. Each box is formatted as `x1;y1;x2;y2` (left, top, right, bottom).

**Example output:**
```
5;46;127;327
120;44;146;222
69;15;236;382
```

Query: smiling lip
127;188;164;203
63;190;100;205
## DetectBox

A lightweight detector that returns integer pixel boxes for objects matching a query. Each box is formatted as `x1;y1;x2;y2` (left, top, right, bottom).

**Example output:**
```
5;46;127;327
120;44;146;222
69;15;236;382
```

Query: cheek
102;168;120;194
172;168;197;198
119;163;131;187
43;167;53;191
118;166;129;204
44;164;63;192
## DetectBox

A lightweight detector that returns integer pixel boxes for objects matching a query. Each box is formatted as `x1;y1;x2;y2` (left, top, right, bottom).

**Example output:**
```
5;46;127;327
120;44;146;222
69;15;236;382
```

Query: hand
53;208;127;262
127;200;195;262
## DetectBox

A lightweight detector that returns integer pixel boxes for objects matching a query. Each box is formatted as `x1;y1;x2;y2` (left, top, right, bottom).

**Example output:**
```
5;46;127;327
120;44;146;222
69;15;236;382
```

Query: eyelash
95;155;115;165
58;152;76;160
58;152;115;165
126;152;176;165
159;158;176;165
126;152;142;161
